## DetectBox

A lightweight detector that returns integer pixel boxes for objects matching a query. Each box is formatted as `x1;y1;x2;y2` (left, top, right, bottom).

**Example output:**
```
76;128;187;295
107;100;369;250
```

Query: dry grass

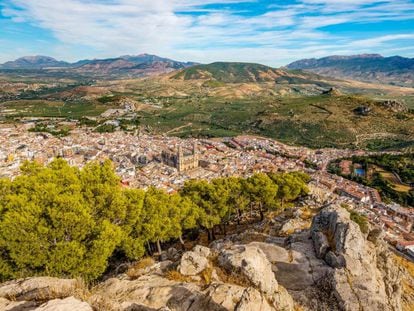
126;257;155;280
393;254;414;311
165;270;192;283
210;256;251;288
200;266;213;285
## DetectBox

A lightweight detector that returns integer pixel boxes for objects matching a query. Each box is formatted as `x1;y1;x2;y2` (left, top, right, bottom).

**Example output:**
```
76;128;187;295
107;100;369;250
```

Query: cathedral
161;142;199;172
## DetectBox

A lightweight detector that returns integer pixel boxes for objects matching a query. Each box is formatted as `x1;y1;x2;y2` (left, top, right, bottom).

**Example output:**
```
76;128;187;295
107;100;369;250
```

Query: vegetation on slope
0;159;309;281
329;154;414;206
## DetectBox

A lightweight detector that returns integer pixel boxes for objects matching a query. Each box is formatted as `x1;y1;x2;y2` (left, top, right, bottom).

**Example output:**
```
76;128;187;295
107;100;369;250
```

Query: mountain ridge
0;54;198;77
286;54;414;87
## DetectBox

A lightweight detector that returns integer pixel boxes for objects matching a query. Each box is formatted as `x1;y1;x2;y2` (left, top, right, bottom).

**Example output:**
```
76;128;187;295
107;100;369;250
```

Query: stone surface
218;244;278;295
309;204;402;311
0;297;37;311
35;297;92;311
217;244;294;310
193;245;211;258
0;277;78;302
179;251;209;276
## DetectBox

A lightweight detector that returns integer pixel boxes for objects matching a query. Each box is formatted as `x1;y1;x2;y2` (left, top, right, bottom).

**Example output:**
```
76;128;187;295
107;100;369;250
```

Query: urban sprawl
1;124;413;259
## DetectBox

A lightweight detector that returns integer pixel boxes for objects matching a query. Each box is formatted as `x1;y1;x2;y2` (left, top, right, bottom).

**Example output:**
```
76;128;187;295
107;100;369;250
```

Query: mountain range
0;54;197;78
1;53;414;87
286;54;414;87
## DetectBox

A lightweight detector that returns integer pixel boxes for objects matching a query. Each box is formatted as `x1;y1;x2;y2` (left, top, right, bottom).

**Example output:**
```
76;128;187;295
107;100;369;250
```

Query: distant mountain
286;54;414;87
0;54;197;78
172;62;330;85
0;56;70;69
72;54;197;77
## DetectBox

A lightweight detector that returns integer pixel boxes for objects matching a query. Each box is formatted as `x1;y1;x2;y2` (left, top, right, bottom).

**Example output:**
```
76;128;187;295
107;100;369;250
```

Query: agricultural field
1;72;413;150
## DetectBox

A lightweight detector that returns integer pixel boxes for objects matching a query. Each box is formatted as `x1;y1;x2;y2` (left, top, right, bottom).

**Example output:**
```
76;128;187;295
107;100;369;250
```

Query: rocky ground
0;203;413;311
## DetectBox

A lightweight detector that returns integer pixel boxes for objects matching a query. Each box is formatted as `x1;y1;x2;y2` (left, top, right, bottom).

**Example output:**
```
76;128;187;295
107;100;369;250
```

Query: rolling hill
286;54;414;87
172;62;332;85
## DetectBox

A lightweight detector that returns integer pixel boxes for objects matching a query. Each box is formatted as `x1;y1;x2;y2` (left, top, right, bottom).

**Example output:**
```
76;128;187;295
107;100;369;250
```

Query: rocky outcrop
378;99;409;113
0;204;406;311
309;204;402;311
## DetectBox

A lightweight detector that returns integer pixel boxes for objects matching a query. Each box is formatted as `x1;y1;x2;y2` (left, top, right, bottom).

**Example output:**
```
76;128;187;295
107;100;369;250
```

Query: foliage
330;154;414;206
348;210;369;234
28;123;70;137
0;159;310;281
95;124;116;133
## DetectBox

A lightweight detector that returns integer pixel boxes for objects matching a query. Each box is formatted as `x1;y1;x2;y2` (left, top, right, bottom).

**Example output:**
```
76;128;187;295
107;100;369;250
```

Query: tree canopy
0;159;309;281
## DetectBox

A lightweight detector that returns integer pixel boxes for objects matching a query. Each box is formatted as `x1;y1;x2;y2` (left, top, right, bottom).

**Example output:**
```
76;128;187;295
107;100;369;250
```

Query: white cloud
1;0;414;65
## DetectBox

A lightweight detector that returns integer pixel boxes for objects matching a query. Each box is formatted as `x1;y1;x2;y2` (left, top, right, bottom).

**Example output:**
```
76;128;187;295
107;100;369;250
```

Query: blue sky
0;0;413;66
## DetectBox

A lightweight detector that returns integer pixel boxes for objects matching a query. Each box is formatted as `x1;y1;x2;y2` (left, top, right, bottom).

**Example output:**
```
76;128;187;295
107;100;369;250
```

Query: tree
268;172;309;208
244;173;278;221
181;180;225;240
0;159;124;281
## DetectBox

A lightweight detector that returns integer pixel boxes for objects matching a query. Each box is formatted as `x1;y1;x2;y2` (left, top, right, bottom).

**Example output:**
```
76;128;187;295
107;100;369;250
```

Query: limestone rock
311;231;329;259
193;245;211;258
279;218;310;235
218;245;278;295
179;251;209;276
0;297;37;310
35;296;92;311
218;244;294;310
0;277;78;302
92;275;201;310
309;204;402;311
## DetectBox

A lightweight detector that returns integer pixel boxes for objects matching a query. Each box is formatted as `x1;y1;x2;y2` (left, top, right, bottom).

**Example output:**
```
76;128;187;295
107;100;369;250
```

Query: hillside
286;54;414;87
172;62;329;85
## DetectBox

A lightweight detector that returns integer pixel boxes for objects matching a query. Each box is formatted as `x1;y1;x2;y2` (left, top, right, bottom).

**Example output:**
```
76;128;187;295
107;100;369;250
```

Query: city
1;122;413;260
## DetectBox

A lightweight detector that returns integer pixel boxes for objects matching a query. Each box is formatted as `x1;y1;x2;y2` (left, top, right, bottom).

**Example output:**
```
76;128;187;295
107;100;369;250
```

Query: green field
1;100;115;118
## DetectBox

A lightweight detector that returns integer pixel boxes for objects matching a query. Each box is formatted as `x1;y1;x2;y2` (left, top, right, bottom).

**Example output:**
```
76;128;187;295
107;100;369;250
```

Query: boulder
218;245;278;295
218;244;294;310
35;297;92;311
0;277;78;302
179;251;209;276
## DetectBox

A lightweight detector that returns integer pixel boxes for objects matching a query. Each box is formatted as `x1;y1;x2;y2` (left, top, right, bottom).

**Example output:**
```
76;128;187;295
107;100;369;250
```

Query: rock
92;275;201;310
324;251;345;269
279;218;310;236
35;296;92;311
0;277;78;302
193;245;211;258
166;247;181;261
367;228;383;245
311;231;329;259
0;297;37;310
188;283;273;311
309;204;402;311
179;251;209;276
218;245;278;295
218;244;294;310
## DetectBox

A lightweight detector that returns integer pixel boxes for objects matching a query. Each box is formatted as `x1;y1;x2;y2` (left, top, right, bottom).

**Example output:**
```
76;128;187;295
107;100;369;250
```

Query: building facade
161;142;199;172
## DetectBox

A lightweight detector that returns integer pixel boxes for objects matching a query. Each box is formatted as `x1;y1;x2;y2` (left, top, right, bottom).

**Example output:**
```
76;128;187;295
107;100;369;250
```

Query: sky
0;0;413;66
